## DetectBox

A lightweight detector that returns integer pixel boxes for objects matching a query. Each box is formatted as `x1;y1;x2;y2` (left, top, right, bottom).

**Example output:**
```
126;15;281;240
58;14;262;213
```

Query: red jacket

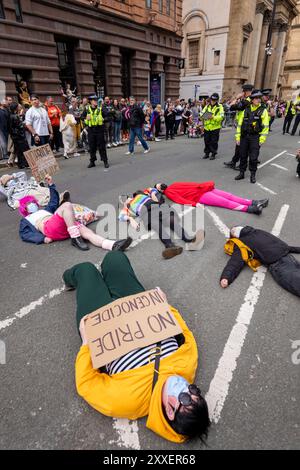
165;181;215;206
47;104;61;127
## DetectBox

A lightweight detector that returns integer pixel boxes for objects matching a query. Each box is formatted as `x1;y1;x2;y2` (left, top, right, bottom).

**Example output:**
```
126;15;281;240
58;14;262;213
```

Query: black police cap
242;84;254;91
88;94;98;100
262;89;272;96
210;93;219;100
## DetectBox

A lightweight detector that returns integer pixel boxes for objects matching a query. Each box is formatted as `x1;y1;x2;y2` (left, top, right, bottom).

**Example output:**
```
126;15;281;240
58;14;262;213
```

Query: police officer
81;94;109;169
235;90;270;184
291;93;300;136
261;88;274;131
224;83;254;170
283;99;296;134
200;93;224;160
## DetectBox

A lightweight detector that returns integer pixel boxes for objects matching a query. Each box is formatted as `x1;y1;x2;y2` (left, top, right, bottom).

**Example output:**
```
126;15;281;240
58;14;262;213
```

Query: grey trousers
269;254;300;298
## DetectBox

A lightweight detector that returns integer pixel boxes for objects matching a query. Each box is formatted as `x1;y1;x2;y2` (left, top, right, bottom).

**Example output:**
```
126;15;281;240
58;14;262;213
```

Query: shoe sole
119;237;133;251
162;246;183;260
186;229;205;251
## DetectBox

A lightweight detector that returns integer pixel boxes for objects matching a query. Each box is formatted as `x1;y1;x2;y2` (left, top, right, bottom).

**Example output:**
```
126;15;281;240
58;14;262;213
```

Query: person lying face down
19;175;132;252
63;251;210;443
220;225;300;297
118;186;205;260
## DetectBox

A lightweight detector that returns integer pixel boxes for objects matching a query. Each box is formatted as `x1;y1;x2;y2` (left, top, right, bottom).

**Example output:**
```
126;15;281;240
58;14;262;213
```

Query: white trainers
125;151;134;155
155;138;161;142
112;142;118;147
107;144;112;148
144;148;150;154
73;152;80;157
64;154;69;159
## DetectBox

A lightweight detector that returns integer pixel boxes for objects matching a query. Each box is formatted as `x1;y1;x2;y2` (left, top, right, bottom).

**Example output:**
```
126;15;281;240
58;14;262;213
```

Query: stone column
74;40;94;96
151;54;164;74
249;2;266;85
269;23;288;95
255;10;271;88
165;58;180;101
105;45;122;98
131;50;150;101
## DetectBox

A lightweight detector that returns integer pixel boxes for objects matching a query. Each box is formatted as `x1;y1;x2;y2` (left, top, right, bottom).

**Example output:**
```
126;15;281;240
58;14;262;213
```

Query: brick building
0;0;183;104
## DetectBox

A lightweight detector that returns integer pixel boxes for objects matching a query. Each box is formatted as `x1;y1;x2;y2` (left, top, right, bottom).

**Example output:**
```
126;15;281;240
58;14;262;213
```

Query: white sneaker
125;151;134;155
144;148;150;154
112;142;118;147
155;138;161;142
107;144;112;148
64;154;69;159
73;152;80;157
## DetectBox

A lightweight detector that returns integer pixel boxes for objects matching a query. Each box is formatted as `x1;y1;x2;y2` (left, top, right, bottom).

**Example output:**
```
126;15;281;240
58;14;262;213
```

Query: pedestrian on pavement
182;103;192;135
235;90;269;184
125;96;150;156
220;225;300;298
224;83;254;170
290;93;300;136
283;98;297;134
81;94;109;169
9;102;29;169
164;103;176;140
174;99;184;135
63;250;210;443
112;99;122;145
45;96;62;152
200;93;224;160
0;99;10;160
151;104;163;142
25;95;53;147
102;96;115;148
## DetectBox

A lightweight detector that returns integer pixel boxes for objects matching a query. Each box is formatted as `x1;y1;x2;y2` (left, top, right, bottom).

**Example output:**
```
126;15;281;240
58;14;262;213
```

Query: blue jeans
114;121;121;143
129;127;149;153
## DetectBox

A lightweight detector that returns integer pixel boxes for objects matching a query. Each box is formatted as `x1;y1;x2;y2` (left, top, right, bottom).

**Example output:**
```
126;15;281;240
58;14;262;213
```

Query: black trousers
165;121;175;139
204;129;220;156
88;126;108;163
239;134;260;173
283;115;294;134
297;161;300;177
154;117;161;138
50;126;62;151
104;121;114;144
269;116;275;130
269;254;300;298
232;144;241;164
13;139;29;168
291;114;300;135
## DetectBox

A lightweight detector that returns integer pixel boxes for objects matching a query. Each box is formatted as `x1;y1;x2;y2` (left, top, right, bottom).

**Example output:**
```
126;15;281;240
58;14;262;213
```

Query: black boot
203;154;210;159
59;190;71;206
247;204;262;215
209;154;216;160
235;172;245;181
252;198;269;208
104;162;109;169
224;161;235;168
71;236;90;251
250;173;256;184
87;162;96;168
112;237;133;251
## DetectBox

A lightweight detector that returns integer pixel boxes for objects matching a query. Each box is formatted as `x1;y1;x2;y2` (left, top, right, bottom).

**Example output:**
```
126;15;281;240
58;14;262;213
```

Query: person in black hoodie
164;103;176;140
9;103;29;169
220;225;300;297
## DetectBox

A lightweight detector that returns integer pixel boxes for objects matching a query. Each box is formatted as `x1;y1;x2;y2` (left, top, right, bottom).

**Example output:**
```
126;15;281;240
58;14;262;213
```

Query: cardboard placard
24;144;59;182
85;289;183;369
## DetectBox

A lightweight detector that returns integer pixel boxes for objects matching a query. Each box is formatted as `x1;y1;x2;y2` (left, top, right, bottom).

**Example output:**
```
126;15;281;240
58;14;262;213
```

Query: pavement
0;121;299;450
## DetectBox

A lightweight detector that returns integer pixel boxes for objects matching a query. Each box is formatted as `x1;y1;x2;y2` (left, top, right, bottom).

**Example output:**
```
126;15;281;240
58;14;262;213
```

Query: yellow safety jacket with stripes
286;100;296;116
200;103;224;131
235;104;269;145
85;105;104;127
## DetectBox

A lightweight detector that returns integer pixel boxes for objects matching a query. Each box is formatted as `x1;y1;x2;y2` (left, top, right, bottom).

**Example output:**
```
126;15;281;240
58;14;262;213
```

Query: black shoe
257;160;261;164
224;161;235;168
250;173;256;184
209;154;216;160
60;190;71;205
235;172;245;181
88;162;96;168
112;237;133;251
71;236;90;251
104;162;109;169
203;154;210;159
247;204;262;215
162;245;183;260
252;198;269;208
234;165;241;171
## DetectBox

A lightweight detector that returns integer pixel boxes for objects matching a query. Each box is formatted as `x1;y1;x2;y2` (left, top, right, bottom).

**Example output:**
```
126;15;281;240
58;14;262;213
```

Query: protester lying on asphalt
18;175;132;252
119;186;205;259
220;225;300;297
63;251;210;443
156;181;268;215
296;149;300;178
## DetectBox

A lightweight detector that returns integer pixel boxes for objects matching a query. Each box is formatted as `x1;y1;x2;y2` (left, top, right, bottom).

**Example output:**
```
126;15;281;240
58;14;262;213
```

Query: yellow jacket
224;238;261;271
75;305;198;443
235;104;269;145
200;103;224;131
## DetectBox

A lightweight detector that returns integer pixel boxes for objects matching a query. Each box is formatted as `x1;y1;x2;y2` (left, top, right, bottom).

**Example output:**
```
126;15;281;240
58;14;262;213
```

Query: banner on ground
24;144;59;182
85;289;182;369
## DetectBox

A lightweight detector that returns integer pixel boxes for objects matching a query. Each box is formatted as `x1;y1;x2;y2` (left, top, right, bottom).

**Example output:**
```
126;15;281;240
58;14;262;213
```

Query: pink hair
18;195;39;217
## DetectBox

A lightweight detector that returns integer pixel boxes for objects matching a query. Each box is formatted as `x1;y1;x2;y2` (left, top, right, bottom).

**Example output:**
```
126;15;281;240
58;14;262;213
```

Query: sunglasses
174;385;202;416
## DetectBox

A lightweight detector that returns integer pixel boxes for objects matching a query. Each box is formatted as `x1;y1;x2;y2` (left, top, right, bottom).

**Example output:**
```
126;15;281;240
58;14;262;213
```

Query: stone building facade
180;0;299;100
0;0;183;103
282;0;300;99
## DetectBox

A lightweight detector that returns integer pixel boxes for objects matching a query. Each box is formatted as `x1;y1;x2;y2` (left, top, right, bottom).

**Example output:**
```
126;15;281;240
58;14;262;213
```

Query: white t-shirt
25;106;50;136
26;210;52;229
175;105;183;121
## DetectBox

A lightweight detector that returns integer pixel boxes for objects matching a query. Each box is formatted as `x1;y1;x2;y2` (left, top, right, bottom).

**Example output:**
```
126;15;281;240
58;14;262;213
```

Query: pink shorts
43;214;80;241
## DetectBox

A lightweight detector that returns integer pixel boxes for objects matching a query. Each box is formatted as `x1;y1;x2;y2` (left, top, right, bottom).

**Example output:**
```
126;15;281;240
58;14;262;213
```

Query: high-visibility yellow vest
286;101;296;116
85;105;103;127
224;238;261;271
200;103;224;131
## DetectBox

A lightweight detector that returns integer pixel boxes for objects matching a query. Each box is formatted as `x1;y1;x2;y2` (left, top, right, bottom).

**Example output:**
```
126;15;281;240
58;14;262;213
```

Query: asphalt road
0;120;299;451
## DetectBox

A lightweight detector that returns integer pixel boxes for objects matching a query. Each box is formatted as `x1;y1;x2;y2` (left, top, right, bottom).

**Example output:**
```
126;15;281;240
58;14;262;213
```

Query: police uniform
81;95;109;168
291;95;300;136
235;90;269;184
224;84;254;169
283;100;296;134
200;93;224;160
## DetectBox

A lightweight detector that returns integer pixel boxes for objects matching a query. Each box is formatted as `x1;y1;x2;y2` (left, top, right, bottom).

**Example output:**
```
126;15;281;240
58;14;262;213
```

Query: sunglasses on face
174;385;202;416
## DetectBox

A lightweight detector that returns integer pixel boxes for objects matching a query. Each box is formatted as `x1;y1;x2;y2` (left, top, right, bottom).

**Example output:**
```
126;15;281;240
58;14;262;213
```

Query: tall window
214;50;220;66
146;0;152;8
189;40;199;69
159;0;163;13
56;40;77;89
92;46;107;98
241;37;248;66
14;0;23;23
0;1;5;19
166;0;170;15
121;50;131;98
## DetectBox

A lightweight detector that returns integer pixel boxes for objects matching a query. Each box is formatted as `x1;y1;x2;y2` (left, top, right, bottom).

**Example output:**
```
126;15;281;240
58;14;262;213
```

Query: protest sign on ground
24;144;59;182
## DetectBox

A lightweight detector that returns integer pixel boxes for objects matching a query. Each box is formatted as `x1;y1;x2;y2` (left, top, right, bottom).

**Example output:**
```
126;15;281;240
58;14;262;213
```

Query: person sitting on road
119;187;205;260
220;225;300;298
63;251;210;443
19;175;132;252
155;181;269;215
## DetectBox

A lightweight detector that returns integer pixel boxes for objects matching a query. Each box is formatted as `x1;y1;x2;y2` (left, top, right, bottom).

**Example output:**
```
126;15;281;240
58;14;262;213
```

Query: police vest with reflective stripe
86;106;104;127
241;106;264;136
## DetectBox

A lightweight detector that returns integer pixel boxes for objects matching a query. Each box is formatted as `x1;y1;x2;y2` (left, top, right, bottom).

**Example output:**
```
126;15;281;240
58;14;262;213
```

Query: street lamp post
261;0;277;89
194;84;200;102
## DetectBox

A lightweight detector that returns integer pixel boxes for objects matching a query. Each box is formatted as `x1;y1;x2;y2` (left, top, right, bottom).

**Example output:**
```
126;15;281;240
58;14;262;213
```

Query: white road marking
109;419;140;450
286;153;296;157
205;204;290;424
205;208;230;237
258;150;287;169
20;263;27;269
256;182;277;195
271;163;289;171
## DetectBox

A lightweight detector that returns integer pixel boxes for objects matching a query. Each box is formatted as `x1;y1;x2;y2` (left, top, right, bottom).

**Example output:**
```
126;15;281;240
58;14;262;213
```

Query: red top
47;105;61;127
165;181;215;206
